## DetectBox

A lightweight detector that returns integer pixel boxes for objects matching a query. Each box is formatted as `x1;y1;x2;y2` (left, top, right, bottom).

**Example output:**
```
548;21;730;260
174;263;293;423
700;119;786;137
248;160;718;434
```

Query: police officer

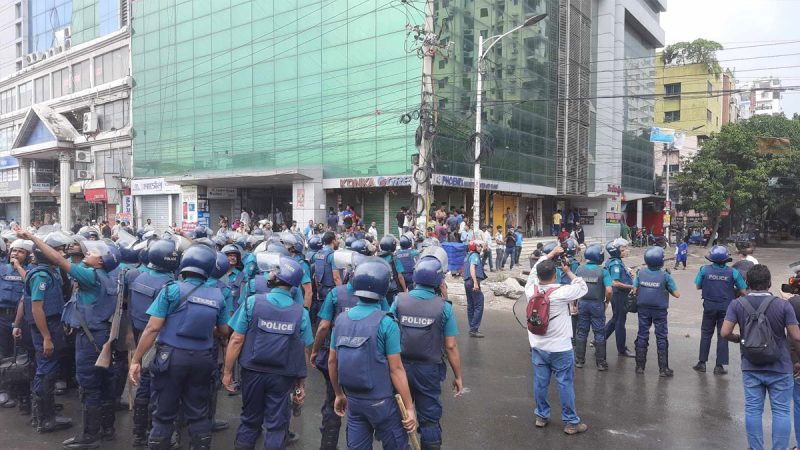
223;256;313;450
328;258;417;449
313;232;342;325
128;244;229;450
633;247;680;377
692;245;746;375
574;244;612;371
239;247;304;306
378;235;407;305
603;239;636;357
2;239;31;409
391;256;463;449
395;234;419;291
14;234;72;432
126;239;179;446
463;240;487;338
281;232;313;310
221;244;247;309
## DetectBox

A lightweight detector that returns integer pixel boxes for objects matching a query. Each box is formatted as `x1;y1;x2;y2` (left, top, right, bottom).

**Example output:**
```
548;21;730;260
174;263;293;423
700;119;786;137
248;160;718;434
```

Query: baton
395;394;421;450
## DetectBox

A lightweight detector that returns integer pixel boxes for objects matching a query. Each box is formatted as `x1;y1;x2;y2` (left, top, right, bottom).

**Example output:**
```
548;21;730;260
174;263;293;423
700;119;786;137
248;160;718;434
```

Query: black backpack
733;259;755;282
738;296;782;366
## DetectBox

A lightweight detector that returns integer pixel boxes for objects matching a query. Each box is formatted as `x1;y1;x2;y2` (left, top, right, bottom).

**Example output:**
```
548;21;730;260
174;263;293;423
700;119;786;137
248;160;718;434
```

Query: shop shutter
171;195;181;230
362;189;385;236
140;195;170;233
209;200;233;229
388;190;413;234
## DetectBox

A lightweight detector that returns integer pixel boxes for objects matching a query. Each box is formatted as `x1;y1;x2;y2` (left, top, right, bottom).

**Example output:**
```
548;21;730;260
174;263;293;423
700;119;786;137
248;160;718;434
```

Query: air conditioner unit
38;51;47;61
54;27;72;46
74;150;92;163
47;48;56;57
25;54;36;64
82;113;98;134
63;38;71;50
72;169;91;180
54;45;64;54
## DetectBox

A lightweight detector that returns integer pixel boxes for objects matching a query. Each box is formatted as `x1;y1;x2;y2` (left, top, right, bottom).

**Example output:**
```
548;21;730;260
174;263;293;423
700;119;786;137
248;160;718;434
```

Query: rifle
95;270;125;368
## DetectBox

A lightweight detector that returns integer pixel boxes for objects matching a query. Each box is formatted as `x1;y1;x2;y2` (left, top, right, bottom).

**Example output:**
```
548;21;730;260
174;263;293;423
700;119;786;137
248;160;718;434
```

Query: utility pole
411;0;436;227
664;143;672;244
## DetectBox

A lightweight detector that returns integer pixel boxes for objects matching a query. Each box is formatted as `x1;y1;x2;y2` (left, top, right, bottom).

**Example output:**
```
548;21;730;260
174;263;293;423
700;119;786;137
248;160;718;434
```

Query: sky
660;0;800;117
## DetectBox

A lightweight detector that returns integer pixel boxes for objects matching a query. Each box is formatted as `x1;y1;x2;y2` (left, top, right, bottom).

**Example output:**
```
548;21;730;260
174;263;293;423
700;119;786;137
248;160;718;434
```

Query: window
438;60;446;70
15;23;21;39
0;89;16;114
28;0;72;53
72;60;90;91
34;75;50;102
98;0;121;36
707;81;712;95
96;99;130;131
707;109;712;122
94;47;129;85
52;67;71;98
18;81;32;109
480;8;488;17
664;83;680;97
664;111;680;122
0;127;16;151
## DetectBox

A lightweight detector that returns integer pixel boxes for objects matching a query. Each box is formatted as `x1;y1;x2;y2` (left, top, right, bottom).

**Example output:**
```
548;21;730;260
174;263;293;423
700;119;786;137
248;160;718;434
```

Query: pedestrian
144;218;155;232
240;208;251;227
574;225;585;246
733;241;757;280
552;209;562;236
482;224;495;272
502;228;516;270
504;207;515;231
573;244;612;371
391;256;464;448
464;240;487;337
304;220;315;239
396;207;406;237
494;225;505;270
526;256;589;435
128;245;228;450
100;221;111;239
674;236;688;270
342;206;354;231
223;257;312;450
525;207;534;237
435;219;448;243
633;247;680;377
603;239;636;358
721;264;800;450
327;207;339;231
368;222;378;238
446;211;459;242
328;259;417;449
692;245;747;375
514;226;523;266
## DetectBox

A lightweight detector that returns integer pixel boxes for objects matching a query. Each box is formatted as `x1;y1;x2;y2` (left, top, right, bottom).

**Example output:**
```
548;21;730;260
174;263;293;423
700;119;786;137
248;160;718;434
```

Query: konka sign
339;176;412;188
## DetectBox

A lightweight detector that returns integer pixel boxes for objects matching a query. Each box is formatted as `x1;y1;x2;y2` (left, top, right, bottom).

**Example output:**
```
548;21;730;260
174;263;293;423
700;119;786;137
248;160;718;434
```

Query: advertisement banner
181;185;198;229
650;127;675;143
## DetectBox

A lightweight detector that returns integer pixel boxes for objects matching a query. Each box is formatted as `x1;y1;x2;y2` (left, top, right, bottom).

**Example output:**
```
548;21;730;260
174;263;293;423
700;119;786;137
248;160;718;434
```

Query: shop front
132;177;182;233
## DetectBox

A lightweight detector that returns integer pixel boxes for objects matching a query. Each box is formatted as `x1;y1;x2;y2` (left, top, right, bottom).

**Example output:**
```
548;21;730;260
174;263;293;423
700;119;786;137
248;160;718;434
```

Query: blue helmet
379;235;397;254
308;235;323;251
275;256;304;288
351;239;371;256
412;256;444;288
280;232;304;254
179;244;217;279
192;225;208;239
211;252;230;279
399;234;413;249
136;228;147;240
542;241;558;254
606;239;627;259
584;244;605;264
139;245;150;266
222;244;242;261
351;257;391;301
147;239;180;272
118;242;140;264
345;235;357;249
79;240;119;272
564;239;577;257
706;245;732;264
644;246;665;268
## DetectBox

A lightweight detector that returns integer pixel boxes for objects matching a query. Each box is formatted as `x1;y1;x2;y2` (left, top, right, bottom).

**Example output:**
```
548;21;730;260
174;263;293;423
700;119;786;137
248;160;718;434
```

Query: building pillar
636;199;643;229
292;180;325;228
19;159;31;228
383;190;390;236
59;152;72;230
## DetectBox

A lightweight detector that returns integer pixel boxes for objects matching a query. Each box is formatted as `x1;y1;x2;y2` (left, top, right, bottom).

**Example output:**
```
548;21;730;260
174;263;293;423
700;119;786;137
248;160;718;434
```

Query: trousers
698;308;729;366
604;290;631;354
75;328;114;406
236;369;293;449
345;396;408;450
405;363;446;446
636;307;668;351
576;300;605;343
464;279;484;333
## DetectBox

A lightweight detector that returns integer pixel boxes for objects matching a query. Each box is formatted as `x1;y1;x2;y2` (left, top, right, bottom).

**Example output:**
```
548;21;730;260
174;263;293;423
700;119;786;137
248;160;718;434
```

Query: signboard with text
650;127;675;143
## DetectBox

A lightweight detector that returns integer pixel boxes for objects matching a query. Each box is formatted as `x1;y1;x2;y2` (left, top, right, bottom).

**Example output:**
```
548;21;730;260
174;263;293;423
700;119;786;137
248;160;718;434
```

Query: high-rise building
738;77;784;119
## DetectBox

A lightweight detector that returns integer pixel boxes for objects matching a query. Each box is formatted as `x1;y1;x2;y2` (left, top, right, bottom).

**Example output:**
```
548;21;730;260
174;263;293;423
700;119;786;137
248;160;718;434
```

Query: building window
0;89;16;114
707;109;713;122
0;127;16;151
96;99;129;131
98;0;121;36
72;60;90;91
34;75;50;102
438;60;446;70
707;81;712;95
28;0;72;53
480;8;488;17
15;23;21;38
18;81;32;108
52;67;70;98
664;110;680;122
94;47;129;85
664;83;680;97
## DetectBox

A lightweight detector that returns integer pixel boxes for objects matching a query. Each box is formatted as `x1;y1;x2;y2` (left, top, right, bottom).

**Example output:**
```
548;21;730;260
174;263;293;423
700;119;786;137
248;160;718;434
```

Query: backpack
732;259;755;282
526;285;558;335
738;296;782;366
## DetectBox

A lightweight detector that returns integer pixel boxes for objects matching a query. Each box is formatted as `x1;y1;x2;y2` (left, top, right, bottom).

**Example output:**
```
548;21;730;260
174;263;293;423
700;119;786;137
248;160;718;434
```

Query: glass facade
621;25;656;194
432;0;558;187
132;0;419;179
71;0;121;46
28;0;72;52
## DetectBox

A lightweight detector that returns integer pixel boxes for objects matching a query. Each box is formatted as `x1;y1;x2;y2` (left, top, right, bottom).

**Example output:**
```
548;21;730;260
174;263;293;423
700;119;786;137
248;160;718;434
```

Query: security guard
391;256;463;449
463;240;487;338
574;244;612;371
281;232;314;310
126;239;178;446
395;234;419;291
378;235;407;305
221;244;246;309
239;248;304;306
313;232;342;325
2;239;31;409
15;235;72;432
16;228;120;449
633;247;680;377
128;244;229;450
692;245;746;375
603;239;636;357
328;258;417;449
223;256;313;450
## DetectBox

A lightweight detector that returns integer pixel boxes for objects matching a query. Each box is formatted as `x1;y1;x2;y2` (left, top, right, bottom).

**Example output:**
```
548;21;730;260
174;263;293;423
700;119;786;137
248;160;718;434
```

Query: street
1;244;797;449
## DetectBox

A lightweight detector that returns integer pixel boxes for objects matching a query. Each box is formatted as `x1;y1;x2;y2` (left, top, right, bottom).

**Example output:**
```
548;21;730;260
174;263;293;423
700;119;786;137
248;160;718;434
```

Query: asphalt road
1;243;797;449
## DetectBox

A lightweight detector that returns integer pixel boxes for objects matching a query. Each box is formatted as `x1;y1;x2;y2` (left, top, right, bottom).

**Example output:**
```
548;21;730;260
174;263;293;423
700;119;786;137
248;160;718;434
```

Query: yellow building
654;52;723;137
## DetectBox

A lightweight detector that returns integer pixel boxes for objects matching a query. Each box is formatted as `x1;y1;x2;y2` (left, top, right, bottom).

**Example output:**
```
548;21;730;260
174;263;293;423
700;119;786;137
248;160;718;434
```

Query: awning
83;180;107;203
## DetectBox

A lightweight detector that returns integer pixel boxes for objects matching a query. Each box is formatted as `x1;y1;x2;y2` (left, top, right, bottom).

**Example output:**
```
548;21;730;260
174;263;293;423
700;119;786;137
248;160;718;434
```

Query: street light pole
472;14;547;232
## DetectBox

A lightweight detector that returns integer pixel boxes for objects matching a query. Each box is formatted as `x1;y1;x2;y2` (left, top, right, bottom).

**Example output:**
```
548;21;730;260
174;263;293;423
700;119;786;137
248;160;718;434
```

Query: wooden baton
394;394;421;450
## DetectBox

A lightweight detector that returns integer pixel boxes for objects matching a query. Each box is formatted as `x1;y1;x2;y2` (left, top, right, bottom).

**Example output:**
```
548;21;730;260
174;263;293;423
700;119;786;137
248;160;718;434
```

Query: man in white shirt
368;221;378;237
525;247;589;435
483;224;495;272
240;208;251;227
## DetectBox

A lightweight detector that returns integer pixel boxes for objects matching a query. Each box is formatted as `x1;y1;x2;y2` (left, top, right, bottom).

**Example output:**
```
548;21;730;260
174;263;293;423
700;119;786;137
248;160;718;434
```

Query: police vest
252;275;303;305
62;268;119;331
333;310;393;400
0;263;25;308
701;265;736;306
395;250;416;277
240;294;306;377
462;252;486;281
636;270;670;310
129;268;174;330
314;247;335;287
607;258;632;293
394;292;445;364
23;265;64;325
158;282;224;351
333;284;359;321
576;265;605;302
382;255;400;291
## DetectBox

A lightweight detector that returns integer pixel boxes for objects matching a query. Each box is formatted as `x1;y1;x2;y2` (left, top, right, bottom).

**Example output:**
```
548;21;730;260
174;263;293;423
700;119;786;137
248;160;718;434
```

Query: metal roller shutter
361;190;384;235
171;195;181;230
209;200;232;229
140;195;170;234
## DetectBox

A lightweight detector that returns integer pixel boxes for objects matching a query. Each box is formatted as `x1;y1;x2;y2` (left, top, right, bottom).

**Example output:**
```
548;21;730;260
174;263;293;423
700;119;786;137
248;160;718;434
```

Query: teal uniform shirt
467;252;481;269
607;259;627;282
29;269;55;302
330;301;401;355
294;255;312;285
238;275;305;307
634;268;679;292
206;277;235;317
318;283;389;321
380;254;404;274
390;285;458;337
227;288;313;346
68;263;104;304
146;277;228;326
694;264;747;290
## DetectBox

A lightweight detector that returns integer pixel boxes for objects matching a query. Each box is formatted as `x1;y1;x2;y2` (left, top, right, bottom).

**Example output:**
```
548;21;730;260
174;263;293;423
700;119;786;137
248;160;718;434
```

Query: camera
781;260;800;295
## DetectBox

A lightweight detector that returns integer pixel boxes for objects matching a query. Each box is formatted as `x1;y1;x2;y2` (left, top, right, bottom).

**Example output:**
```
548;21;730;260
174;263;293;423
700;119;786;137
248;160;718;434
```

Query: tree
663;39;724;76
676;115;800;246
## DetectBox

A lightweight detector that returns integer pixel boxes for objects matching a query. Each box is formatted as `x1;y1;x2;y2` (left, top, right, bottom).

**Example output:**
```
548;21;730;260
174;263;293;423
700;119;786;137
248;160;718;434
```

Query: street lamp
472;13;547;232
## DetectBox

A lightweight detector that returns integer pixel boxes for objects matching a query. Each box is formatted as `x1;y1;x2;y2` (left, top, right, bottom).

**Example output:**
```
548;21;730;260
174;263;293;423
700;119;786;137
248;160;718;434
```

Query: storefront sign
131;178;181;196
207;187;237;199
431;175;499;190
0;180;20;197
31;182;51;193
650;127;675;143
0;156;19;169
121;195;133;215
84;188;107;203
181;185;198;227
338;175;412;188
605;212;623;225
607;184;621;195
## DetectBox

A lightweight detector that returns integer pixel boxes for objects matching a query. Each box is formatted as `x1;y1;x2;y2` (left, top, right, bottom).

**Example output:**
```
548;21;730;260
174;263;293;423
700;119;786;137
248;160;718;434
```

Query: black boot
62;405;102;449
574;339;587;368
37;379;73;433
320;420;341;450
658;349;674;377
31;394;42;430
635;346;647;375
100;401;116;440
132;400;150;447
595;341;608;371
189;433;212;450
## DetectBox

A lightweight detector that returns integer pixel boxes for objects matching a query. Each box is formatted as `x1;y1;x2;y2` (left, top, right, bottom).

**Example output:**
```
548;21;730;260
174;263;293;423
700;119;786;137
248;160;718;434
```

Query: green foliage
663;39;724;76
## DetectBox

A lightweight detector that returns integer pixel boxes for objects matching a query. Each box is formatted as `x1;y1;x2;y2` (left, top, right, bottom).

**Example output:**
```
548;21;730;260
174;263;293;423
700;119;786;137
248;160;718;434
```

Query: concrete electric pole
411;0;436;228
